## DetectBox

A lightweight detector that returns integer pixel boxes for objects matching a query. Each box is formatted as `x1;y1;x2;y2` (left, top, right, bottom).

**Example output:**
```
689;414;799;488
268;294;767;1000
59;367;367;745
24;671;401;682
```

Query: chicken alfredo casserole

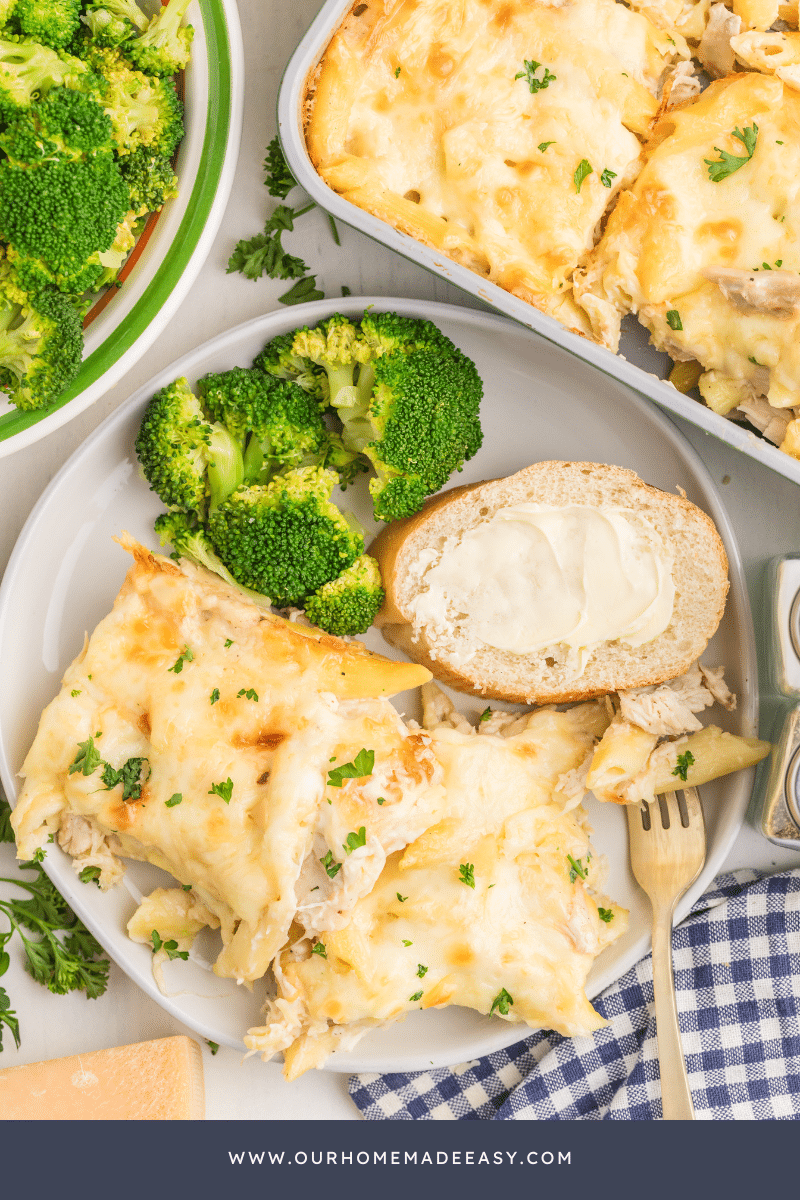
10;537;766;1076
306;0;800;458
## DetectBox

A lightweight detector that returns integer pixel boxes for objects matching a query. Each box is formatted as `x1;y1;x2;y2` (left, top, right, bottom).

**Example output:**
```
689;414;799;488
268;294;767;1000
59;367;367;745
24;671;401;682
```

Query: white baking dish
276;0;800;488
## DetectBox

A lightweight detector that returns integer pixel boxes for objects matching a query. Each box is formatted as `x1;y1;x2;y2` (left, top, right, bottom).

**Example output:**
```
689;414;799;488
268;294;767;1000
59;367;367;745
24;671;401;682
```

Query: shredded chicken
616;737;688;805
619;663;723;736
704;266;800;318
556;751;594;811
697;3;741;77
57;813;125;889
699;663;737;711
662;59;701;108
420;681;474;734
734;396;792;444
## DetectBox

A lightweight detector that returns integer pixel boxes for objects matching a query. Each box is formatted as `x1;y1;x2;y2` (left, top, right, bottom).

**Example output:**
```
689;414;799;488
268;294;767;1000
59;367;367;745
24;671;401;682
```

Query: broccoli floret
290;314;372;410
304;555;384;636
197;366;329;483
128;0;193;77
81;1;148;48
0;151;129;291
321;430;369;489
86;48;184;156
11;0;81;50
135;376;246;514
95;207;140;288
254;330;328;406
0;87;115;162
0;259;82;409
135;377;212;511
118;145;177;215
356;346;483;521
207;466;364;608
0;38;86;124
0;2;18;29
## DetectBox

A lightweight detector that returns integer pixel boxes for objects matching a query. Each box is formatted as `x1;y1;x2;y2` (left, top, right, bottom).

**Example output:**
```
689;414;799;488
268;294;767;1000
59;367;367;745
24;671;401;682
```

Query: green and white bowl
0;0;244;457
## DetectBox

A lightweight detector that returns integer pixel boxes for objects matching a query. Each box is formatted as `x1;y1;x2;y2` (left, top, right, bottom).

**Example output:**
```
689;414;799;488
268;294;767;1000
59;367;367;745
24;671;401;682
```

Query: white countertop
1;0;800;1121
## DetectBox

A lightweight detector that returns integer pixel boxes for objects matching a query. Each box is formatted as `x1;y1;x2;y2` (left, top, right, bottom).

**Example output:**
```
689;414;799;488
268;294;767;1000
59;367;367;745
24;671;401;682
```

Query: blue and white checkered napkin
349;868;800;1120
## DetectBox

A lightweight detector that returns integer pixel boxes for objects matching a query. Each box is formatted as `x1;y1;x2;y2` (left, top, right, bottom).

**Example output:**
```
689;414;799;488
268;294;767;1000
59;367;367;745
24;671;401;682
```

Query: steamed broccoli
84;46;184;156
128;0;194;77
10;0;81;50
0;87;115;162
0;258;82;409
95;207;140;288
135;376;245;514
119;146;177;215
0;38;86;124
304;555;384;636
276;313;483;519
254;330;328;405
81;1;149;48
197;366;329;483
206;466;364;608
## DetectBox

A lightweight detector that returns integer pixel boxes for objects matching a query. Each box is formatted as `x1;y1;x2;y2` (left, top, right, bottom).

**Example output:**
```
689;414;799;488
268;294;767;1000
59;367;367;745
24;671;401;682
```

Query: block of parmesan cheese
0;1035;204;1120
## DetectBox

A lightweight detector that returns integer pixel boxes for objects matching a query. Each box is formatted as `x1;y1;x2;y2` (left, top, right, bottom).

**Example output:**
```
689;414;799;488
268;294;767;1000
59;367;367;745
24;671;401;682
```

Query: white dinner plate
0;298;758;1074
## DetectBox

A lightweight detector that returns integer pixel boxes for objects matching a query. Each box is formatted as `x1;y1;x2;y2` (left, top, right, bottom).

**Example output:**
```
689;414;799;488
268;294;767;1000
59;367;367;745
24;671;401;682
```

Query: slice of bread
370;461;729;704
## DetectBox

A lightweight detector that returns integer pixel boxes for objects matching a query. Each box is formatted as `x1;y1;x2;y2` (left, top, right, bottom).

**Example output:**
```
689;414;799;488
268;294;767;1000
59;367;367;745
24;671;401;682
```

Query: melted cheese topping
245;704;627;1078
307;0;681;331
575;72;800;411
12;538;441;983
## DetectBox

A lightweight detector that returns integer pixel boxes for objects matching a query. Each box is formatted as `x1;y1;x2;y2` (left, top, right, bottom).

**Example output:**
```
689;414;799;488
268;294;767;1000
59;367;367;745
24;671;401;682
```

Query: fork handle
652;902;695;1120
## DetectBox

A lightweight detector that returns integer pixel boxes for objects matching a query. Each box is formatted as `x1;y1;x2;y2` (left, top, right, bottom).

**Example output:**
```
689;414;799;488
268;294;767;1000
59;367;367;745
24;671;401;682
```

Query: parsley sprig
343;827;367;855
515;59;556;94
227;136;328;304
672;750;695;782
328;749;374;788
0;795;110;1050
489;987;514;1017
458;862;475;888
705;123;758;182
101;757;150;803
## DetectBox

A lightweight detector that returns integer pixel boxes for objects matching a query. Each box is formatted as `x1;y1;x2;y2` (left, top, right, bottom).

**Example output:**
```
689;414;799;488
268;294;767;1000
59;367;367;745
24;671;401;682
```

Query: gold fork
626;787;706;1120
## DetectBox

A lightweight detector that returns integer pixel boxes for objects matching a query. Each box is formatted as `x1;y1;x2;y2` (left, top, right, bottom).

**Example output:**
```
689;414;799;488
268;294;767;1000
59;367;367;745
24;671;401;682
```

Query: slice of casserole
574;71;800;456
306;0;685;334
11;535;442;983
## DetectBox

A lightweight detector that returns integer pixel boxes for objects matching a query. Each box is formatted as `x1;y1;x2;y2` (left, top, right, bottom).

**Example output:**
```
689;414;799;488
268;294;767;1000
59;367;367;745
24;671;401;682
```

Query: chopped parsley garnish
749;356;761;366
573;159;593;193
207;1041;219;1054
182;884;192;891
600;167;617;188
479;707;492;723
208;778;234;804
328;748;374;787
210;688;220;705
397;893;408;903
237;688;258;701
70;690;81;697
394;66;401;77
78;866;101;885
489;988;514;1017
598;907;614;923
705;123;758;182
567;854;588;883
320;850;341;879
343;826;367;855
672;750;695;782
458;862;475;888
224;639;233;648
515;59;556;94
150;930;189;961
168;646;194;673
68;736;102;777
538;141;555;153
409;990;423;1002
0;796;110;1049
377;797;386;805
165;793;183;808
416;964;428;978
666;309;683;331
312;941;327;958
402;940;413;947
101;757;150;803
